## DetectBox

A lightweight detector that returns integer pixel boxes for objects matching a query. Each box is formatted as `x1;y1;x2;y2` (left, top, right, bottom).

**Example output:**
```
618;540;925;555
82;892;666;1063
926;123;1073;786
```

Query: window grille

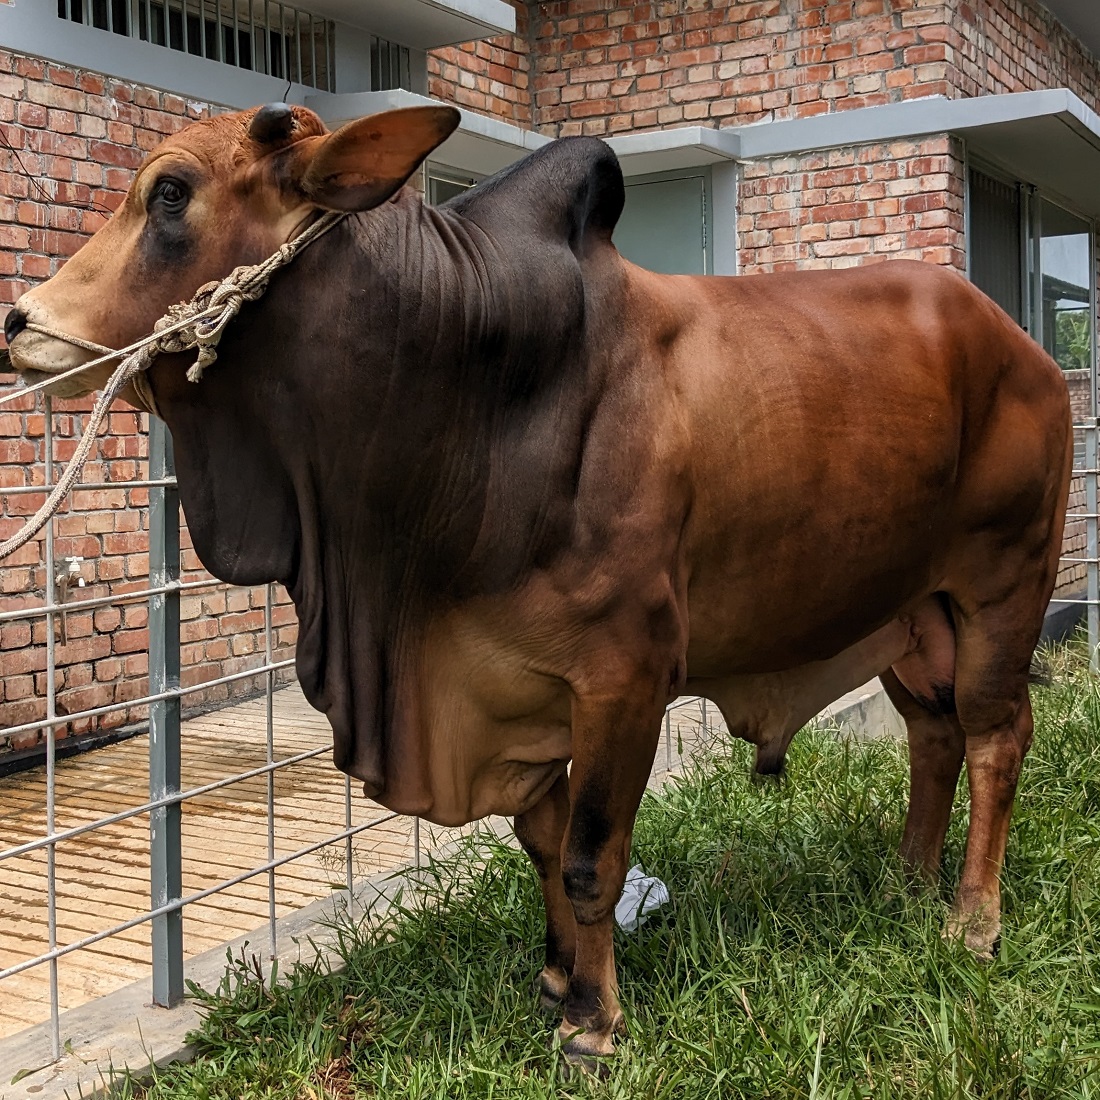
56;0;336;92
370;34;411;91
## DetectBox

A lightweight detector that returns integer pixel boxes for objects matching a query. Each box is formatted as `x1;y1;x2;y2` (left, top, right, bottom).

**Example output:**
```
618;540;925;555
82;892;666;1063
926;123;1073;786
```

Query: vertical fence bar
294;8;302;85
325;19;332;92
265;582;277;956
413;816;421;869
280;3;289;84
344;775;353;890
664;708;672;772
309;12;316;87
43;397;60;1061
1090;234;1099;670
1089;424;1098;671
148;417;183;1008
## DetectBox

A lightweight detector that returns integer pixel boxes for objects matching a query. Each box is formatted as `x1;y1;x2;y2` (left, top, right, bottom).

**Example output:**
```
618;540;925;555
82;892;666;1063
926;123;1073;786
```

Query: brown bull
4;103;1072;1066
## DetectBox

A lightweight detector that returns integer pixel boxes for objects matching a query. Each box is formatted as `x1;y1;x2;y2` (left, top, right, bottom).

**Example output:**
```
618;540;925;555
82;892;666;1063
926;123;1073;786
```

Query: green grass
117;639;1100;1098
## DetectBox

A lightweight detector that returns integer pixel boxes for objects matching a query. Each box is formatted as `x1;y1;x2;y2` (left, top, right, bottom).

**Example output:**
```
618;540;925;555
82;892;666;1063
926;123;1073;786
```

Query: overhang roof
604;126;739;176
305;0;515;49
728;89;1100;220
307;89;549;176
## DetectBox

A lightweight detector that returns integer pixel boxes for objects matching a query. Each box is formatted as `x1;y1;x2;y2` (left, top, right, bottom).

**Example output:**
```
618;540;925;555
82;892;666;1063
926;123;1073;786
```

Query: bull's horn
250;103;296;145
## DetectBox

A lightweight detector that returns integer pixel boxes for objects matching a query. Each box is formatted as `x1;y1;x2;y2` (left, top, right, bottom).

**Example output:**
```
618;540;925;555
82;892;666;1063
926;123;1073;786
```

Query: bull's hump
446;136;625;255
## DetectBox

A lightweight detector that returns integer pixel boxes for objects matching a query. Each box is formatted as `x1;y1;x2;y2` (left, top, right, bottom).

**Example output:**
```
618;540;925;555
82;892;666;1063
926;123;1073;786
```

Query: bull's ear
298;106;459;212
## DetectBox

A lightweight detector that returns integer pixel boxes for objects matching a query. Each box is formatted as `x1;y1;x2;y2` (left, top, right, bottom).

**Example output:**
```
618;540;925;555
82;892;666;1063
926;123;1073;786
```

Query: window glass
1039;198;1093;373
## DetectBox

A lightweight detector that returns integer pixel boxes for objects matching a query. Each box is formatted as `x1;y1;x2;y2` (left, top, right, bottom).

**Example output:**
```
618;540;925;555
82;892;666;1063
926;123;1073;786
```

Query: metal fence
0;408;708;1064
0;409;414;1059
1058;416;1100;668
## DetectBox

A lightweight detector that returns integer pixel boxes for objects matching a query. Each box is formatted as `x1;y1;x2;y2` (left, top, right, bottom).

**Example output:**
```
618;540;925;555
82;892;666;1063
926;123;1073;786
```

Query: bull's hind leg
513;773;575;1011
879;667;965;883
945;603;1040;958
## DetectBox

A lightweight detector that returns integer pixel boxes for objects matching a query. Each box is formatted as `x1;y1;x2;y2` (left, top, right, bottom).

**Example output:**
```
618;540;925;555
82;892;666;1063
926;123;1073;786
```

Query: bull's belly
684;548;942;677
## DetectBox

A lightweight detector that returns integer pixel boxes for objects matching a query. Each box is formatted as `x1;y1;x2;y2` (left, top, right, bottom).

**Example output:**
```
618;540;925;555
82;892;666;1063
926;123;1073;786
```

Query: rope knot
151;264;275;382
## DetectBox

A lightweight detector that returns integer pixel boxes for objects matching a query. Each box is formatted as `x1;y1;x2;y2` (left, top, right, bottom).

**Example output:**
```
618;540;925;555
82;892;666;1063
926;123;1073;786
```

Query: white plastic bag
614;864;670;932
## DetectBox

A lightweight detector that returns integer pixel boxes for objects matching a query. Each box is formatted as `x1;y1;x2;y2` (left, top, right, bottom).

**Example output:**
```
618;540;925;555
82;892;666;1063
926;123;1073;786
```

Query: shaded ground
117;640;1100;1098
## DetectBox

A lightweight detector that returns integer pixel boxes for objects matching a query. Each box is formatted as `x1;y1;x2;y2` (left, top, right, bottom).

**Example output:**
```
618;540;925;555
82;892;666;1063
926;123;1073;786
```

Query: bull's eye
150;177;190;217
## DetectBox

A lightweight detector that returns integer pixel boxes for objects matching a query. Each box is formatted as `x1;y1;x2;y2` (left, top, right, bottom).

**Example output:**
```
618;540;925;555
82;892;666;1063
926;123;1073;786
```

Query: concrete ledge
308;88;551;176
1043;592;1086;644
820;681;904;741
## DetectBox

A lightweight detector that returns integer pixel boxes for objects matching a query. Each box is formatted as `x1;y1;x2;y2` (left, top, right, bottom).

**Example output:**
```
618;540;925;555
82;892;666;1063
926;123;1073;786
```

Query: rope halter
0;211;346;562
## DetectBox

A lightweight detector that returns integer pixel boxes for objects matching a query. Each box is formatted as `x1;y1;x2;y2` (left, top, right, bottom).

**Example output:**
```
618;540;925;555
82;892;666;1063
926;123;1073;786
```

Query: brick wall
528;0;957;139
422;0;1100;144
0;53;298;755
738;134;966;272
949;0;1100;111
427;0;532;126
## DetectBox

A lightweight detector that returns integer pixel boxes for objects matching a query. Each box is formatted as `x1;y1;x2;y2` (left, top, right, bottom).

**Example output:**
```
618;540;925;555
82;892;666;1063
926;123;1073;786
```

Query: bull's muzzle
4;296;111;398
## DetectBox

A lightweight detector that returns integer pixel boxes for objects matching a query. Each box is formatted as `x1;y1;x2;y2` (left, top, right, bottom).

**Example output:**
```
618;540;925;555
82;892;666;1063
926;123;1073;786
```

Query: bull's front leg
557;678;666;1069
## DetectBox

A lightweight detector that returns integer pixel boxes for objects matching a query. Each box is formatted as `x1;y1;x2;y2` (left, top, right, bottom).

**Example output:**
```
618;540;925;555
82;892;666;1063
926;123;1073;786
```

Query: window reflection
1039;199;1092;373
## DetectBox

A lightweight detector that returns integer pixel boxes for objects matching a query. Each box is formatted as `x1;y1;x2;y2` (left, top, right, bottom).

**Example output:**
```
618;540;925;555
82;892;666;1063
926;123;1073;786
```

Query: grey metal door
614;173;708;275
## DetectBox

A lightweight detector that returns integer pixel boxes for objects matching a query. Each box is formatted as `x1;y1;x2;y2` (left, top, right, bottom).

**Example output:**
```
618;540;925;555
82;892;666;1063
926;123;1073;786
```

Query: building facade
1;0;1098;755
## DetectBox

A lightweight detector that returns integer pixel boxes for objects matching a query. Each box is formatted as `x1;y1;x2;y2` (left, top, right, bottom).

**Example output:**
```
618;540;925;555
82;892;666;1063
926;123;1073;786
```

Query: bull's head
4;102;459;400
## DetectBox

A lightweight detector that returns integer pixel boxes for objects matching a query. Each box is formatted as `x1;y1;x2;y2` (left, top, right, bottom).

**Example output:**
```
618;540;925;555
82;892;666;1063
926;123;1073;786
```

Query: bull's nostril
4;308;28;346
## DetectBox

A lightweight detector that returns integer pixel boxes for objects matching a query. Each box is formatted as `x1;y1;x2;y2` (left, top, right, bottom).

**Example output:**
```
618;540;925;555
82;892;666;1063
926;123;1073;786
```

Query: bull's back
644;260;1071;674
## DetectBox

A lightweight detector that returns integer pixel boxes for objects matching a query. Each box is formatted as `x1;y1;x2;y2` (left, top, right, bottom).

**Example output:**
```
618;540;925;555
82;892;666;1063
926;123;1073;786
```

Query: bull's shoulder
444;137;625;256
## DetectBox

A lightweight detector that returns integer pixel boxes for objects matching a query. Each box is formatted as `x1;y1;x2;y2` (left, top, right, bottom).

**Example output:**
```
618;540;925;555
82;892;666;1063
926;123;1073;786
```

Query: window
57;0;336;91
969;165;1096;473
370;35;411;92
969;169;1022;326
427;167;480;206
969;166;1095;371
1037;199;1093;375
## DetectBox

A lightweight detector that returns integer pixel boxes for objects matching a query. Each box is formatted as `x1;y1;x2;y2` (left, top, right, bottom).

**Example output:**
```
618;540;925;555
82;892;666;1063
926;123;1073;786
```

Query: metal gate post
148;416;184;1006
1089;426;1099;672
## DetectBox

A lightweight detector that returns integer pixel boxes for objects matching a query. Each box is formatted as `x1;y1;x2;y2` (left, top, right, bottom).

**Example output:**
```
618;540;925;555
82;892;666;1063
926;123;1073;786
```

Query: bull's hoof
944;910;1000;962
558;1012;623;1075
560;1031;617;1079
750;766;785;788
560;1046;612;1080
